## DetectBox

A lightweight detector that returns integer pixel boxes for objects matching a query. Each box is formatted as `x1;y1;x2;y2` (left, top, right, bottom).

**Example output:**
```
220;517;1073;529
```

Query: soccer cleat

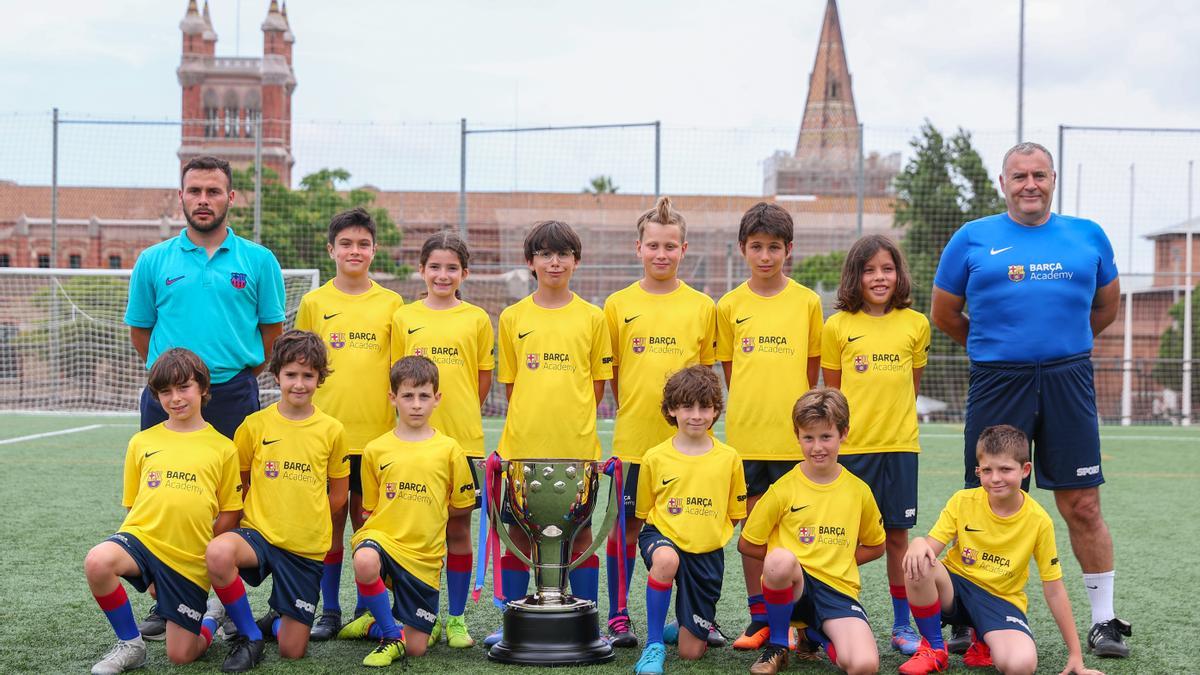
945;623;971;654
634;642;667;674
482;627;504;648
336;612;375;640
706;625;727;649
898;638;949;675
891;624;921;656
221;635;266;673
427;616;442;647
362;637;405;667
137;604;166;642
963;635;993;668
91;639;147;675
732;621;770;651
255;610;280;642
1088;617;1132;658
662;620;679;645
607;614;638;648
446;615;475;648
749;644;789;675
309;610;341;641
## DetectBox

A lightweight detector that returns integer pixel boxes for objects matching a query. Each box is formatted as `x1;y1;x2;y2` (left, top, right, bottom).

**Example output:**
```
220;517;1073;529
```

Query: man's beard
185;207;228;233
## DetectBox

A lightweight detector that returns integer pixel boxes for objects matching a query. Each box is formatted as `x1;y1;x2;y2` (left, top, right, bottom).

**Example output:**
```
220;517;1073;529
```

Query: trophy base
487;601;615;666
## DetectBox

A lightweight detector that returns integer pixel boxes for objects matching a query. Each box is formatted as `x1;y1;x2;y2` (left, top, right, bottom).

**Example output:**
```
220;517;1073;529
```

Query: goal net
0;268;319;413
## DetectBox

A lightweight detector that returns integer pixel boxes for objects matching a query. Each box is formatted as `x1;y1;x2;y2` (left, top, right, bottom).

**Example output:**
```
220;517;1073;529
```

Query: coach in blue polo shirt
932;141;1130;658
125;155;285;440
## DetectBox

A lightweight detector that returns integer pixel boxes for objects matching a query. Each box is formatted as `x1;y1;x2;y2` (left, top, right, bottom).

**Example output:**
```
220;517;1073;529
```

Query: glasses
533;250;575;263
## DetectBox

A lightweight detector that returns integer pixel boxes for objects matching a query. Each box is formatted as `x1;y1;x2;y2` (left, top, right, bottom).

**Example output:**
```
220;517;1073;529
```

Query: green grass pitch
1;414;1196;673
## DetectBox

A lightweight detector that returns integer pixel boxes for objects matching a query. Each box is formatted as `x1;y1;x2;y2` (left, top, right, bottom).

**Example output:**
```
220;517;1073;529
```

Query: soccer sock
357;578;401;639
500;553;530;604
605;540;626;620
624;544;637;598
213;577;263;641
367;621;403;640
910;601;945;650
568;555;600;604
747;593;767;625
890;584;912;629
94;586;140;641
1083;571;1116;624
271;616;281;638
761;584;794;648
200;616;218;647
321;548;343;613
645;576;672;645
447;552;471;617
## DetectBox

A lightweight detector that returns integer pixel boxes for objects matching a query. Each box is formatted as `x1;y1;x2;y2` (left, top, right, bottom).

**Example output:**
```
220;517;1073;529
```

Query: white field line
0;424;107;446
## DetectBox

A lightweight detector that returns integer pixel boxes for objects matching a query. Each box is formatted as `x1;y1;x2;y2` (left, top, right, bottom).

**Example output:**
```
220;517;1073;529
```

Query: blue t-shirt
933;212;1118;363
125;227;286;383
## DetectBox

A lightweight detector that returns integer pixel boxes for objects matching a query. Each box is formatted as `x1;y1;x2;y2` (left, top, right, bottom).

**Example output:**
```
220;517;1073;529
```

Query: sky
1;0;1198;273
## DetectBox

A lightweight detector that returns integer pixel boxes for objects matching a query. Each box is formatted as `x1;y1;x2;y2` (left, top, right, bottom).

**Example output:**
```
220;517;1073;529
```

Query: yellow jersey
716;280;823;460
390;300;495;457
497;294;613;460
929;488;1062;613
604;281;717;463
235;404;350;561
352;430;476;589
294;279;403;453
635;437;747;553
119;424;242;589
820;308;930;455
741;464;885;599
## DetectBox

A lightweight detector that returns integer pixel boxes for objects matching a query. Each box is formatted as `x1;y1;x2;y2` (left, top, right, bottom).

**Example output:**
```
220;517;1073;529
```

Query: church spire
794;0;859;168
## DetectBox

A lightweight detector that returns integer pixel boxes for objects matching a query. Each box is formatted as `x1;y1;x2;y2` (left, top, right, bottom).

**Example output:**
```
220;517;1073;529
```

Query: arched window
203;89;219;138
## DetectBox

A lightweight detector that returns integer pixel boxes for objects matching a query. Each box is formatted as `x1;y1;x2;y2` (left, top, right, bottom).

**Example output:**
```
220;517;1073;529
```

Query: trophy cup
482;457;621;666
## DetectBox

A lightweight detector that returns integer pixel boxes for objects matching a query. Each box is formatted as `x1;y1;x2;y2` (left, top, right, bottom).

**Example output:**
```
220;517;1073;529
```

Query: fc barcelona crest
854;355;869;373
667;498;682;515
146;471;161;488
1008;265;1025;282
385;482;397;499
961;547;977;566
330;332;346;349
264;461;279;479
798;527;814;544
230;272;247;289
632;337;645;354
526;353;540;370
413;347;425;357
741;337;754;353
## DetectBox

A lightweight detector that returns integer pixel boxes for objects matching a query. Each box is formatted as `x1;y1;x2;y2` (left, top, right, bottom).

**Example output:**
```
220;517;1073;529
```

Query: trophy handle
487;465;536;569
567;468;620;571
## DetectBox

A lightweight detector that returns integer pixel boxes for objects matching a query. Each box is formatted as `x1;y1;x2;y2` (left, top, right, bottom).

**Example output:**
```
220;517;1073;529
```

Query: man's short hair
390;355;439;393
975;424;1031;464
636;195;688;241
1001;142;1055;173
524;220;583;263
269;330;331;384
327;207;377;246
181;155;233;190
147;348;211;405
791;387;850;435
659;365;724;427
738;202;793;246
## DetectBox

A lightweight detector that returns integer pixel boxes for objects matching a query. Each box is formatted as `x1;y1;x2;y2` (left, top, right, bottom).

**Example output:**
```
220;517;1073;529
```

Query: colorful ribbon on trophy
602;457;627;615
472;452;505;608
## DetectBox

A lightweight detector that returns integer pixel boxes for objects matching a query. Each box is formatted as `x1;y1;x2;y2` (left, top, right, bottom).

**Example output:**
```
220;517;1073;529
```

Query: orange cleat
963;633;993;668
898;638;950;675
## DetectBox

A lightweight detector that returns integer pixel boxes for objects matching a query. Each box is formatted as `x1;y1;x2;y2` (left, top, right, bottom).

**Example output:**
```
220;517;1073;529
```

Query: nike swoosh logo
789;505;808;513
263;438;281;445
1086;585;1099;590
735;316;752;324
380;462;394;471
624;315;640;324
847;335;865;342
165;275;185;286
407;326;424;334
990;246;1013;255
518;331;534;339
964;525;983;532
323;312;341;320
144;451;161;458
661;477;679;486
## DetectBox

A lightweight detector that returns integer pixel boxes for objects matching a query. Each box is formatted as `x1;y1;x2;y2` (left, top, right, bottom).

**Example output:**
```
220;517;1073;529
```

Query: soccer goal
0;267;319;414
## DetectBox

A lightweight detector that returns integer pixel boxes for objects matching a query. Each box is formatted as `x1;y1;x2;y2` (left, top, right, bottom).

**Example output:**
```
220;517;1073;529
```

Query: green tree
583;175;619;194
893;121;1005;408
1152;285;1199;410
230;165;404;281
791;251;845;292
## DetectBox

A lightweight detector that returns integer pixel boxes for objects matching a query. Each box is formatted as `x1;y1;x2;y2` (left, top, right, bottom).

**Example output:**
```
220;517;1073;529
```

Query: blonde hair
636;195;687;240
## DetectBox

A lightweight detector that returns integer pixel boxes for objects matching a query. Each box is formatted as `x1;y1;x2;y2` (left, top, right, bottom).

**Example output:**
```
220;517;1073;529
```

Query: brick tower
176;0;296;186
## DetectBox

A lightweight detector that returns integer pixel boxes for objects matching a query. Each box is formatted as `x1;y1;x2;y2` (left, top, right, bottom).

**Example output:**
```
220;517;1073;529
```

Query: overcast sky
2;1;1197;273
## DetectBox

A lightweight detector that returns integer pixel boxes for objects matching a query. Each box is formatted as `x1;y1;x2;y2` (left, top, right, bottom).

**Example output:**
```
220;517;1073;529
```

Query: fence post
50;107;60;400
725;243;733;293
1184;159;1194;426
1056;125;1065;215
654;120;661;199
856;123;864;237
253;113;263;244
1121;289;1133;426
459;118;468;240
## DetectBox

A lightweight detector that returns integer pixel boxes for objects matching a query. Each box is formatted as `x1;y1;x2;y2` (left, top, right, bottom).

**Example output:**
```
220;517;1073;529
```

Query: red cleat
963;632;993;668
898;638;949;675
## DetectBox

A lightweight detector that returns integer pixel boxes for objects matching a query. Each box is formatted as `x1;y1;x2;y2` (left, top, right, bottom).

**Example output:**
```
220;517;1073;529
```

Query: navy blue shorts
234;528;322;626
942;572;1033;639
347;455;363;496
964;353;1103;490
107;532;207;635
140;367;259;440
638;525;724;641
791;570;870;630
838;453;917;529
355;539;439;635
744;460;797;497
620;462;640;519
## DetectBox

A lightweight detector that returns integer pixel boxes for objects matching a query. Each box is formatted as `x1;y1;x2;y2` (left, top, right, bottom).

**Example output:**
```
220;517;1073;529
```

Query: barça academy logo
230;272;247;289
1008;265;1025;282
798;527;815;544
741;337;754;353
632;337;646;354
854;355;869;373
264;461;279;479
385;482;397;499
526;353;540;370
961;547;977;566
146;471;161;488
413;347;425;357
329;332;346;349
667;498;683;515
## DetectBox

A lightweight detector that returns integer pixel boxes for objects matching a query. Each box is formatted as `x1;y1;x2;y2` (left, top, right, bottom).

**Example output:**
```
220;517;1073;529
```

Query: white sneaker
91;639;147;675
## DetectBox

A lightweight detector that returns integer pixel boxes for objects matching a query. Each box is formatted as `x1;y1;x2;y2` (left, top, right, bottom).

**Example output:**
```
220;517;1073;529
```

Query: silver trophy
482;458;621;666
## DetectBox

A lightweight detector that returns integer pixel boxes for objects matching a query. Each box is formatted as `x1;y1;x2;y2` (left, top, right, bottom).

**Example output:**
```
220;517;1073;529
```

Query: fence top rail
1061;124;1200;134
464;121;660;135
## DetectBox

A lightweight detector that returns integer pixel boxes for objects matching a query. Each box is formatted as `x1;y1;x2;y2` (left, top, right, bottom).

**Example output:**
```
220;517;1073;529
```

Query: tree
583;175;619;194
791;251;845;292
893;121;1005;408
229;165;404;281
1152;285;1199;411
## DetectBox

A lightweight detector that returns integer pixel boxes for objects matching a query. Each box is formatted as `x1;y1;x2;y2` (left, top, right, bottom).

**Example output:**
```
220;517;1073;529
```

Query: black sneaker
1088;618;1131;658
706;625;727;649
945;624;971;655
255;610;280;642
605;614;638;648
220;616;239;641
137;604;166;642
221;635;266;672
310;610;342;641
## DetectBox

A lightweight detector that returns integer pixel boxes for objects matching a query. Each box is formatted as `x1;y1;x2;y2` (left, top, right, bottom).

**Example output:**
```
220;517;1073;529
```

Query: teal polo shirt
125;227;286;383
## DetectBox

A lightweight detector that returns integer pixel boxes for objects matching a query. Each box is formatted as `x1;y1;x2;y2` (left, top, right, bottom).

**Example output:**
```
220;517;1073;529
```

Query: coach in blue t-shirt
932;142;1130;658
125;155;285;440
